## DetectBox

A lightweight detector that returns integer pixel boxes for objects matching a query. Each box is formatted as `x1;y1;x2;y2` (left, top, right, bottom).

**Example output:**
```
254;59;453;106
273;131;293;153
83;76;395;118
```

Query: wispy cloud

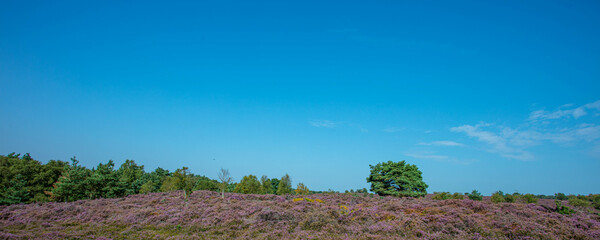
309;120;337;128
404;152;476;165
418;141;464;147
451;124;534;161
452;100;600;161
383;127;404;133
404;153;448;160
309;120;369;132
529;100;600;122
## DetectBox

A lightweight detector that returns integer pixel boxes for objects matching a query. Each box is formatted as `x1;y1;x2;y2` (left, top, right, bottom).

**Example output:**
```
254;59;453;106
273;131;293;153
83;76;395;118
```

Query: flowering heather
1;191;599;239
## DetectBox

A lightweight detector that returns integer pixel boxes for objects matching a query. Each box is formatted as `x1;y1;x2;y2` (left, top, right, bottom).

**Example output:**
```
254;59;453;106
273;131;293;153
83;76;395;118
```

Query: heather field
1;191;599;239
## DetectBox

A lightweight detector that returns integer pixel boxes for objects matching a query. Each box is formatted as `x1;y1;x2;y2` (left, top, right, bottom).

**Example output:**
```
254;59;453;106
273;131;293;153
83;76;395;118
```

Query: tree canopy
235;175;262;194
366;160;428;197
276;174;292;195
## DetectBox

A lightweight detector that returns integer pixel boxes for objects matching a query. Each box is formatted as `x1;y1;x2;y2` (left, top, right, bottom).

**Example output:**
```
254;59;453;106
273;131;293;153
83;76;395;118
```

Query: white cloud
309;120;337;128
449;101;600;161
585;100;600;111
383;127;404;133
528;100;600;122
404;153;448;160
309;120;369;132
404;153;476;165
573;125;600;142
451;124;534;161
418;141;464;147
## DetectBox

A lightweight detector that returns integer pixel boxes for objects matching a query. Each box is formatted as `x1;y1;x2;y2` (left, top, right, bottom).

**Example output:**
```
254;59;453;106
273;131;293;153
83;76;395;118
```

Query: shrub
556;200;575;215
590;194;600;210
504;194;515;203
491;191;505;203
555;193;567;200
467;190;483;201
295;183;310;195
451;192;464;200
432;192;451;200
522;194;538;203
569;198;591;208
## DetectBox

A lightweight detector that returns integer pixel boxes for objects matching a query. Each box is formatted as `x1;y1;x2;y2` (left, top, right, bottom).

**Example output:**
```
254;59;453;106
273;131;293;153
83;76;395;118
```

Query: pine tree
0;174;31;205
366;160;428;197
50;157;91;202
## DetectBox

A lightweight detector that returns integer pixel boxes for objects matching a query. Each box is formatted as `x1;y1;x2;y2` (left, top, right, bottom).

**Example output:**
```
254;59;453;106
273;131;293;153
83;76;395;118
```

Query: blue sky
1;1;599;195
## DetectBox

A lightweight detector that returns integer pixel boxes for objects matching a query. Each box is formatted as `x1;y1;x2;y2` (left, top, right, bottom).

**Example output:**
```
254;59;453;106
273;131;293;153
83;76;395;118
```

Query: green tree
467;190;483;201
522;193;538;203
555;193;568;200
160;176;179;192
33;160;69;202
0;153;54;203
0;174;31;205
159;167;194;201
194;176;219;191
491;191;505;203
276;174;292;195
260;175;272;194
140;167;171;194
139;181;155;194
50;157;92;202
234;175;262;194
366;160;428;198
117;159;144;195
85;160;123;199
270;178;280;194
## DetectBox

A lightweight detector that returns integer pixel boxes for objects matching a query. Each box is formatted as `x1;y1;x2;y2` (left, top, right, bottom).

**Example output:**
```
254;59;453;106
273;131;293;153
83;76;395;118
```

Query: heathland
2;190;600;239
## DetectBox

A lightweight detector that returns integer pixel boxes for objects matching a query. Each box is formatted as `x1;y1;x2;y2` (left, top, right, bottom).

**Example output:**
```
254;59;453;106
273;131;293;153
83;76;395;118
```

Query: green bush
555;193;567;200
556;200;575;215
569;198;591;208
467;190;483;201
432;192;451;200
451;192;464;200
491;191;505;203
504;193;515;203
433;192;465;200
522;194;538;203
590;194;600;210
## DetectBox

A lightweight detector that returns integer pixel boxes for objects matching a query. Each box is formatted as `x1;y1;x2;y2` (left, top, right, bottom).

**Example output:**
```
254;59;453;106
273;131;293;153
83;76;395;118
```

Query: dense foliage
0;153;303;205
366;160;428;197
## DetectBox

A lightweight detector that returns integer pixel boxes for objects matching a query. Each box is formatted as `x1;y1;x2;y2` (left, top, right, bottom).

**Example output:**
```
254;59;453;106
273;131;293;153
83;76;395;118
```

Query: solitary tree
366;160;428;198
217;168;232;199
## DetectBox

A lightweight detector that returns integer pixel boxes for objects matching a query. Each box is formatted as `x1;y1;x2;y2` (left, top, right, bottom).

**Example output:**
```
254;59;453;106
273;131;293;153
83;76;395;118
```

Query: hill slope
1;191;599;239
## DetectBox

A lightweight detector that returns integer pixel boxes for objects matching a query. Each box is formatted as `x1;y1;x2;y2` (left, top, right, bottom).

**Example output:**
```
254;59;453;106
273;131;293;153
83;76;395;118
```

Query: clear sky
1;1;599;195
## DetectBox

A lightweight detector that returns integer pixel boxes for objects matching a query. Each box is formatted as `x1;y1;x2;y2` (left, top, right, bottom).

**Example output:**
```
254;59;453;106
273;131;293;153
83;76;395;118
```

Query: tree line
0;153;307;205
